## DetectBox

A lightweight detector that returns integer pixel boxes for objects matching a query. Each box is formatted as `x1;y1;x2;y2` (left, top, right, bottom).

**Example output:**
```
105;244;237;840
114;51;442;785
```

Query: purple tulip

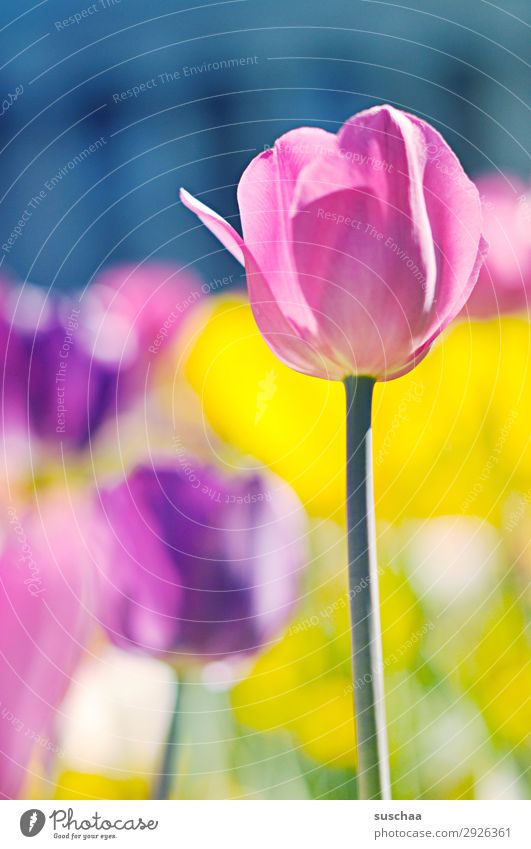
0;496;97;799
98;463;306;661
0;281;134;449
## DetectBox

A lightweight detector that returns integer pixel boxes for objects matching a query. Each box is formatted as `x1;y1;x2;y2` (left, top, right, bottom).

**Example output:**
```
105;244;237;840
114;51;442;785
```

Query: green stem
153;672;182;799
344;375;391;800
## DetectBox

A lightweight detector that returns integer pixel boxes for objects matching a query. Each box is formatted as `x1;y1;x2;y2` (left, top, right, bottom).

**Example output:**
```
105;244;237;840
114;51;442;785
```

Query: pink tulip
181;104;487;380
462;174;531;318
0;496;97;798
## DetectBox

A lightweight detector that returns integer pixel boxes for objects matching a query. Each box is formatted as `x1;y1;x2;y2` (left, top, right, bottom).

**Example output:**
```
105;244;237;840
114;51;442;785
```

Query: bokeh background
0;0;529;800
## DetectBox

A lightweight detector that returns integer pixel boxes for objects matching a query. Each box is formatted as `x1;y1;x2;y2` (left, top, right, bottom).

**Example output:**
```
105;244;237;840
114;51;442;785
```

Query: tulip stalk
154;674;182;800
344;375;391;800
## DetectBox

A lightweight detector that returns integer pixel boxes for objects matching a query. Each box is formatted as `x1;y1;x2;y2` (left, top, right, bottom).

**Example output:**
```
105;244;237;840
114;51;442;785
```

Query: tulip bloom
462;174;531;318
181;104;486;381
98;463;306;660
0;281;135;449
181;104;487;801
0;496;96;798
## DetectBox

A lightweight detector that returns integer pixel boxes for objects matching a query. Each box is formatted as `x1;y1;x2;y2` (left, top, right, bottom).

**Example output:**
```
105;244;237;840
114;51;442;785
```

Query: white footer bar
2;799;528;848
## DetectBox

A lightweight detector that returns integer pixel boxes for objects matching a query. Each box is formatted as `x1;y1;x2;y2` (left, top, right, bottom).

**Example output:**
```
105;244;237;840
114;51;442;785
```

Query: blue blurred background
0;0;528;290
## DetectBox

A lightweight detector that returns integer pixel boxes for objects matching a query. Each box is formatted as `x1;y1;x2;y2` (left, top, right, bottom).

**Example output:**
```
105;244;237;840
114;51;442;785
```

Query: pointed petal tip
179;187;245;266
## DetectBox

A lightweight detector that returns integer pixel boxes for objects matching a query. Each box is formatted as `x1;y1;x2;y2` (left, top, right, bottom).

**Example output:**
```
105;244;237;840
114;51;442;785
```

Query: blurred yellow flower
180;297;346;518
232;519;425;769
54;771;149;800
467;599;530;749
178;296;531;526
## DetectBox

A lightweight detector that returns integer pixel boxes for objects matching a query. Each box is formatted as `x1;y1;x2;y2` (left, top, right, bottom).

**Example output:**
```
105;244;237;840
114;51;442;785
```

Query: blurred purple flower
0;264;201;450
98;463;307;662
0;495;97;799
1;281;135;449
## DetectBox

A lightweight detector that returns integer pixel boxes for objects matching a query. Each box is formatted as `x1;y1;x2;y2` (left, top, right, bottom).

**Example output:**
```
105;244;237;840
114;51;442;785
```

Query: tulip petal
290;186;433;377
179;188;245;266
0;499;95;798
99;472;183;653
245;250;352;379
402;112;486;335
238;128;364;374
292;105;438;308
237;127;336;278
237;129;336;336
